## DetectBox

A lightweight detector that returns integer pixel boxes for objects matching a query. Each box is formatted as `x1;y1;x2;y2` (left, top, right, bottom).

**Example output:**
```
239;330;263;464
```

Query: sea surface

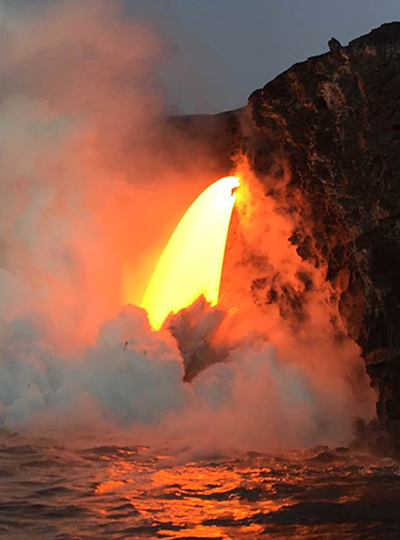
1;439;400;540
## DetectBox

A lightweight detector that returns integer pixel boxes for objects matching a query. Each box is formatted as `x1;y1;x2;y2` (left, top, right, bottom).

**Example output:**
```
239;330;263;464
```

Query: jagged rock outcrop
175;23;400;439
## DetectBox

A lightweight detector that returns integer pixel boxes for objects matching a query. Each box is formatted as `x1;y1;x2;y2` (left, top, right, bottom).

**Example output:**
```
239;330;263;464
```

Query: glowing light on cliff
142;176;240;330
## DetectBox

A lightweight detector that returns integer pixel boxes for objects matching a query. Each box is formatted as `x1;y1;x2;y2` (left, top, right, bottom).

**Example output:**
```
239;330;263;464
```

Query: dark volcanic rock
242;22;400;439
177;23;400;440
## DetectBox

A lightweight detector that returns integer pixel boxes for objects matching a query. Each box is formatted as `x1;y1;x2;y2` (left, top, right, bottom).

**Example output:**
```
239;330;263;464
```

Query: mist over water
0;0;376;457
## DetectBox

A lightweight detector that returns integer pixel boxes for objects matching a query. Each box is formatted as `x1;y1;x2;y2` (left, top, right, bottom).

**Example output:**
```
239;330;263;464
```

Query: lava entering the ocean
141;176;240;330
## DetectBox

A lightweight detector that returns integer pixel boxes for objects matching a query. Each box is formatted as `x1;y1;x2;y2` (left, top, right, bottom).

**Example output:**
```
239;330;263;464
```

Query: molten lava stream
141;176;240;330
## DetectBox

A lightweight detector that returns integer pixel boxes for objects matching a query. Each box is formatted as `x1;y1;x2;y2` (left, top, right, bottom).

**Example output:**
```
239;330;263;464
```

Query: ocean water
1;439;400;540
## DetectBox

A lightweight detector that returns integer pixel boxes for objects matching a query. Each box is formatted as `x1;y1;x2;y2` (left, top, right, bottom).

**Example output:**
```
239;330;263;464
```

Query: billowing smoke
0;0;224;344
0;0;375;453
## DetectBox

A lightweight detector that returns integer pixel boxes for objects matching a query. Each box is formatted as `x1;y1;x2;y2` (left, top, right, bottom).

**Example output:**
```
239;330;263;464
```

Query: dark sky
131;0;400;114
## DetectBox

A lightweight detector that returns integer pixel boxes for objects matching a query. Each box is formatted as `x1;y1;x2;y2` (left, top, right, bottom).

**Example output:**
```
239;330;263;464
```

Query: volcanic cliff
174;23;400;440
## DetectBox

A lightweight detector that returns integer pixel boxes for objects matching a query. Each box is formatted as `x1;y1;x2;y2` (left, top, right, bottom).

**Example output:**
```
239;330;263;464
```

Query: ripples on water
1;439;400;539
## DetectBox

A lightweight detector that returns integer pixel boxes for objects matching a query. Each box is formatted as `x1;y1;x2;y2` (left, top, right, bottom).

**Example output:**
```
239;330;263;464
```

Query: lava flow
141;176;240;330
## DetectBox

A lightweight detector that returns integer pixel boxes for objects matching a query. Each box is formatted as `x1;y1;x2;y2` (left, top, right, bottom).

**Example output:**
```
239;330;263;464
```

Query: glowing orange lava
141;176;240;330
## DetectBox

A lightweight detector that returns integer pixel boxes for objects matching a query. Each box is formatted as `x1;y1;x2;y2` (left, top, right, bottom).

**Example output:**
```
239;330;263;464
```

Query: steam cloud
0;0;375;454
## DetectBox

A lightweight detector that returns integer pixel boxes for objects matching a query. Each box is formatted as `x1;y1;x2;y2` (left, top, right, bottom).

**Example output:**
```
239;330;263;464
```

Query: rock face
242;22;400;437
175;23;400;438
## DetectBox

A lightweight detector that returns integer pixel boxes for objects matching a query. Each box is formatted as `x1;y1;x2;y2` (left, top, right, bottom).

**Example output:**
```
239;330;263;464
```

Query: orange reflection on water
4;443;397;540
95;479;128;494
90;448;285;539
